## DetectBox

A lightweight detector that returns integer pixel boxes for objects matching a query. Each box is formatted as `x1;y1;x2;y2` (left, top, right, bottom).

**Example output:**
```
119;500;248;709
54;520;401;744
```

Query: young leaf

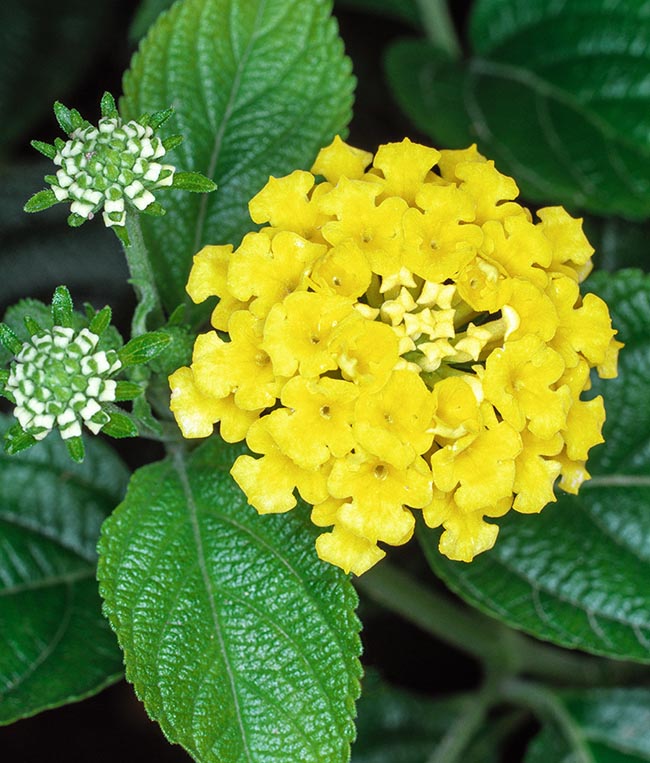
118;331;171;366
30;140;57;160
51;285;74;327
89;305;113;336
525;688;650;762
24;189;59;213
386;0;650;220
114;381;143;401
420;270;650;662
121;0;355;313
102;412;139;439
0;323;22;355
0;413;128;724
53;101;75;134
171;171;217;193
100;91;118;119
98;440;362;763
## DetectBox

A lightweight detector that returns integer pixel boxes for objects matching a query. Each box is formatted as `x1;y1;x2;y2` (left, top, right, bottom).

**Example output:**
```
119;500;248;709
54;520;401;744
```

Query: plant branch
355;562;645;686
498;679;594;763
425;685;494;763
415;0;462;59
121;212;165;335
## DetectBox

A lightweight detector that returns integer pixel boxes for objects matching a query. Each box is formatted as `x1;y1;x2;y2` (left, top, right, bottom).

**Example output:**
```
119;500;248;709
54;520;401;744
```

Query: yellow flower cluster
169;137;622;575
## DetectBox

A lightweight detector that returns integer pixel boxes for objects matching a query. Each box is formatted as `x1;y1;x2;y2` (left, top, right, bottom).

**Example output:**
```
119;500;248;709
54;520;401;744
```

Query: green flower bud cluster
25;92;217;243
51;118;175;227
7;326;120;441
0;285;172;462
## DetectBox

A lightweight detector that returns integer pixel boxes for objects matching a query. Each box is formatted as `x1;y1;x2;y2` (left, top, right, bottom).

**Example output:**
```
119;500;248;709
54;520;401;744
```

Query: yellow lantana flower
169;137;622;575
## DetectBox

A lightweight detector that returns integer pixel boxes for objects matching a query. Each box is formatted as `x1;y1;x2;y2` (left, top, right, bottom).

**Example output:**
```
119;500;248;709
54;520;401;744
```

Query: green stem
121;212;165;335
355;562;643;686
415;0;462;59
425;685;494;763
355;561;512;667
498;679;594;763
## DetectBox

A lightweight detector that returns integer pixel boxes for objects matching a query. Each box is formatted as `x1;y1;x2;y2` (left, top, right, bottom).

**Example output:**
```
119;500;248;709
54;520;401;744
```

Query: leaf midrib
172;448;253;763
192;0;268;253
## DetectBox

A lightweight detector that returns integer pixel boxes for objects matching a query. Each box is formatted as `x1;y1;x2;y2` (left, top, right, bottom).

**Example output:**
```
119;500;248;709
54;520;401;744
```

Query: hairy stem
122;212;165;335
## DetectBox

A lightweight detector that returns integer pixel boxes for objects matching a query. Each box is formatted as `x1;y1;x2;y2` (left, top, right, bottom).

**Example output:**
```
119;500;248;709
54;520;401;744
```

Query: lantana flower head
25;92;216;244
169;136;622;575
0;286;170;462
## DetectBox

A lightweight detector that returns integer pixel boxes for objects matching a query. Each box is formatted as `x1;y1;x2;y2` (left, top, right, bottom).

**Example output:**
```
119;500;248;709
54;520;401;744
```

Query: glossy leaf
386;0;650;219
420;270;650;661
98;440;362;763
0;414;128;724
525;689;650;763
121;0;354;313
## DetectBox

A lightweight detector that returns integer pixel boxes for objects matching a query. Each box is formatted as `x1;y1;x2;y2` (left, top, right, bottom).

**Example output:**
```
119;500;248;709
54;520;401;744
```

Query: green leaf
0;413;128;724
23;189;58;213
65;435;85;463
4;424;37;456
121;0;354;313
30;140;56;160
88;305;113;336
51;285;74;328
386;0;650;220
101;412;139;439
352;672;503;763
118;331;171;366
114;381;143;401
98;440;362;763
100;91;118;120
0;322;22;355
171;170;217;193
420;269;650;662
52;101;75;135
525;689;650;763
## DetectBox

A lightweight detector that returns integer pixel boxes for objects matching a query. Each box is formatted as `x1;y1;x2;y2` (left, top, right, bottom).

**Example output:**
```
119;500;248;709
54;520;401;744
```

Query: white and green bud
49;117;175;228
6;325;121;441
26;93;217;239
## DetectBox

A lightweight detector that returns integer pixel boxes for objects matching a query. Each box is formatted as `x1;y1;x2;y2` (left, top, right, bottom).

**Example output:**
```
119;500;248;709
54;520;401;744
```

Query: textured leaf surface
352;672;500;763
525;689;650;763
98;440;362;763
0;414;128;723
421;270;650;661
386;0;650;219
122;0;354;312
